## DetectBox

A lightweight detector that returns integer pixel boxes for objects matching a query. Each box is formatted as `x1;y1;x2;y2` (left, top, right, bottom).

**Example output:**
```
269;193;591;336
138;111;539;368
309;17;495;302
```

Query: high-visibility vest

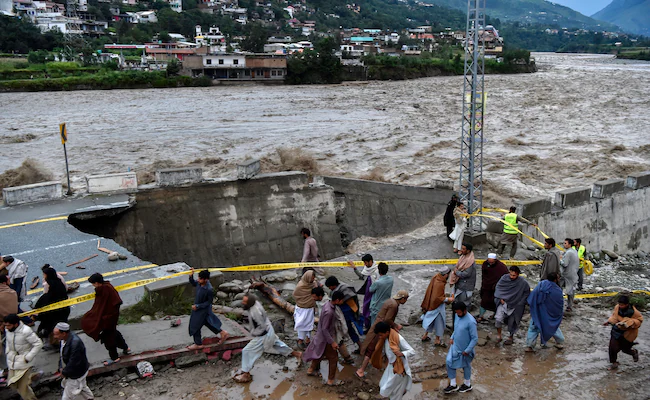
503;213;519;234
576;245;586;268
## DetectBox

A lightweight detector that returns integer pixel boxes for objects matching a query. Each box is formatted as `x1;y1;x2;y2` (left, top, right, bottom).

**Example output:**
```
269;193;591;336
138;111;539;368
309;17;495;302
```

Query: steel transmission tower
459;0;486;232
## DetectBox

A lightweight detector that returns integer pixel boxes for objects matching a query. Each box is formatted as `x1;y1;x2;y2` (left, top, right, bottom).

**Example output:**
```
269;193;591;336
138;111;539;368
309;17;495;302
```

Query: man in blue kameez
444;301;478;394
187;269;229;350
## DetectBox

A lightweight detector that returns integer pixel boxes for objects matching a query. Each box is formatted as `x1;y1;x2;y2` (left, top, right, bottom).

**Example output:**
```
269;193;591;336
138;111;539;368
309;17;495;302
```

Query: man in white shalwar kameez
372;322;416;400
234;294;302;383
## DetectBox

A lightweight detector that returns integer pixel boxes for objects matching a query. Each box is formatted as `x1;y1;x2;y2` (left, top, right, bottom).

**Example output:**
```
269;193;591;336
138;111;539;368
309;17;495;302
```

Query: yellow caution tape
27;263;160;296
0;216;68;230
19;258;541;317
574;290;650;299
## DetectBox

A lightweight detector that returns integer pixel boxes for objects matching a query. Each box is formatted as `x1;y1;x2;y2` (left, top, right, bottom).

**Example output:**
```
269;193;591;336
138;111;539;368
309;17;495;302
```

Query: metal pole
63;142;72;195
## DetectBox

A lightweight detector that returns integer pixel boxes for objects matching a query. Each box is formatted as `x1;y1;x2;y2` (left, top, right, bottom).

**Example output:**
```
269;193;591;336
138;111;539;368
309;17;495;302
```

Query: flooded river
1;53;649;200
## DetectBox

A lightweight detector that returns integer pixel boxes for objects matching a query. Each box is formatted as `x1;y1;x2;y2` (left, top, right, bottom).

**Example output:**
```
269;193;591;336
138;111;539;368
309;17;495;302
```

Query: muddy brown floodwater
1;53;649;201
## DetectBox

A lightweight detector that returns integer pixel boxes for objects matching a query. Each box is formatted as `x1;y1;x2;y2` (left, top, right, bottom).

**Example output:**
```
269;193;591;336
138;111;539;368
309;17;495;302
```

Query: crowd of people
0;212;645;399
0;258;129;400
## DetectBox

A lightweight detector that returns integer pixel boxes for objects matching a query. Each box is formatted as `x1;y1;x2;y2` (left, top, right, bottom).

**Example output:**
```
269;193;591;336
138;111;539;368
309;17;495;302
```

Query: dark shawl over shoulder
480;260;509;311
81;282;123;341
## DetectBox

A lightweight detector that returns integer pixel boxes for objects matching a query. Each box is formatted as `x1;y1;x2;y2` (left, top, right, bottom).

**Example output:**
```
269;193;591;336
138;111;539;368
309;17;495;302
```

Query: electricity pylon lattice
459;0;486;232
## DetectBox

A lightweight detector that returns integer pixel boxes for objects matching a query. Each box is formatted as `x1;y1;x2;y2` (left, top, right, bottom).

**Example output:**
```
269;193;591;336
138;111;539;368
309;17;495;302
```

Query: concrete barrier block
555;187;591;208
86;172;137;194
626;171;650;190
237;159;261;180
592;179;626;199
2;181;62;206
516;197;552;217
431;179;455;190
155;167;203;187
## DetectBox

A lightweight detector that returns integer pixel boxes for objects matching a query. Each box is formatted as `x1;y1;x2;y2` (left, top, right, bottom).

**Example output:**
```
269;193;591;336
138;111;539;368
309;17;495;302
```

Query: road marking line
0;216;69;229
11;238;99;256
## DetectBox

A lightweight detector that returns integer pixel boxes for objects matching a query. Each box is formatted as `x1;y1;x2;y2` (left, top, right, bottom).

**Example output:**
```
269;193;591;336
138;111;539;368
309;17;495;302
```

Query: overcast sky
550;0;613;16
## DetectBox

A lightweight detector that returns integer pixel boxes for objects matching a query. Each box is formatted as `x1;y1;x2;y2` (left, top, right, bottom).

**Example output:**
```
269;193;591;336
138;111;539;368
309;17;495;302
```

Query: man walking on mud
188;269;229;350
497;207;536;260
604;295;642;370
300;228;323;276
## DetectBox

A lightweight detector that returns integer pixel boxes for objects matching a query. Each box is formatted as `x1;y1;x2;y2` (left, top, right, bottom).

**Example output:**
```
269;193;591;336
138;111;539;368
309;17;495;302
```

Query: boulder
175;353;207;368
108;252;119;261
219;282;243;293
230;300;244;308
216;291;228;300
234;293;246;300
602;250;619;260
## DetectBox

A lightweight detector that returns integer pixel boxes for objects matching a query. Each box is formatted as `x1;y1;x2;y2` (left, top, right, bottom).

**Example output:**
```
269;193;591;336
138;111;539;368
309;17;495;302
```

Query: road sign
59;123;67;144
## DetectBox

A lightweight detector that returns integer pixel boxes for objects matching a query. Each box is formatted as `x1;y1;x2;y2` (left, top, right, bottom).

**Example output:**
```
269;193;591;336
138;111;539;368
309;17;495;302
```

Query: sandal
422;336;432;342
234;373;252;383
306;370;322;378
103;358;120;366
342;357;355;365
325;380;345;386
608;363;619;371
435;342;447;348
123;348;132;356
504;339;514;346
354;370;365;380
217;331;230;345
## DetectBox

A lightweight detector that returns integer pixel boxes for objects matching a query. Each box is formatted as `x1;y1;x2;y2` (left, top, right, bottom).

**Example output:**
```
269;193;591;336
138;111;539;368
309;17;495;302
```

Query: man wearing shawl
540;238;561;281
449;244;476;308
603;295;643;370
356;290;409;379
372;322;416;400
325;276;363;349
443;302;478;394
347;254;379;331
81;273;130;365
494;266;530;345
560;238;579;313
187;269;229;350
303;290;345;385
235;294;302;383
421;267;453;345
477;254;509;322
293;270;320;348
525;272;565;351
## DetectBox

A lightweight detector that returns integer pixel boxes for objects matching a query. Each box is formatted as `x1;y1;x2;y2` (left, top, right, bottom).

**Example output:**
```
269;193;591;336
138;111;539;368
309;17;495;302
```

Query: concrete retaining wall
518;172;650;254
2;181;62;206
86;172;138;193
156;168;203;187
70;172;455;270
73;172;342;269
319;176;454;247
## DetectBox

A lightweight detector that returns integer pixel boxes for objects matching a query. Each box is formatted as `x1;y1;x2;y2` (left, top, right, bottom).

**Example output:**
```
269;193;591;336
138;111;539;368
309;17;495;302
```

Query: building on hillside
167;0;181;12
183;53;286;81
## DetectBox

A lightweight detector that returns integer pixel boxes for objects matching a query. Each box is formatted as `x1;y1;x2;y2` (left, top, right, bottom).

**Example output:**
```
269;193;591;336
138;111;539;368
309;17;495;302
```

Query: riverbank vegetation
616;50;650;61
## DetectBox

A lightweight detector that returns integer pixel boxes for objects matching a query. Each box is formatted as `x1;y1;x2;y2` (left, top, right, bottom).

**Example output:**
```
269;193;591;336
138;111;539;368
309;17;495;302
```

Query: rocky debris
263;271;298;283
280;282;297;293
230;300;244;308
601;250;619;260
234;293;246;300
175;353;207;369
357;392;371;400
219;282;244;293
216;291;228;300
108;252;119;261
140;315;153;322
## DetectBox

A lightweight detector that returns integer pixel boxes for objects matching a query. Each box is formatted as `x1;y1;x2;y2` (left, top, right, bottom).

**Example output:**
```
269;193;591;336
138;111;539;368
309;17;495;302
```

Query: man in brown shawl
477;254;509;323
293;270;320;348
421;267;453;345
540;238;562;281
355;290;409;379
81;273;130;365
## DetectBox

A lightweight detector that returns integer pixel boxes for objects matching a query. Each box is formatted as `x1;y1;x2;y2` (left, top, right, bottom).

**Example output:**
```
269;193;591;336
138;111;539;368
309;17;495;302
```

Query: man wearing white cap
53;322;94;400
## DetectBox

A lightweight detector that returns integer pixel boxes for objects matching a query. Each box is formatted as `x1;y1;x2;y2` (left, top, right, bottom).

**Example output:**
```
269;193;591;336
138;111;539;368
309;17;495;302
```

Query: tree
240;23;268;53
167;58;181;75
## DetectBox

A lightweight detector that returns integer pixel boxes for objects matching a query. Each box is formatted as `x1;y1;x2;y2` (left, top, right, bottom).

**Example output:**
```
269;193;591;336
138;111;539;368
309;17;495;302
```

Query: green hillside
592;0;650;36
421;0;618;30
